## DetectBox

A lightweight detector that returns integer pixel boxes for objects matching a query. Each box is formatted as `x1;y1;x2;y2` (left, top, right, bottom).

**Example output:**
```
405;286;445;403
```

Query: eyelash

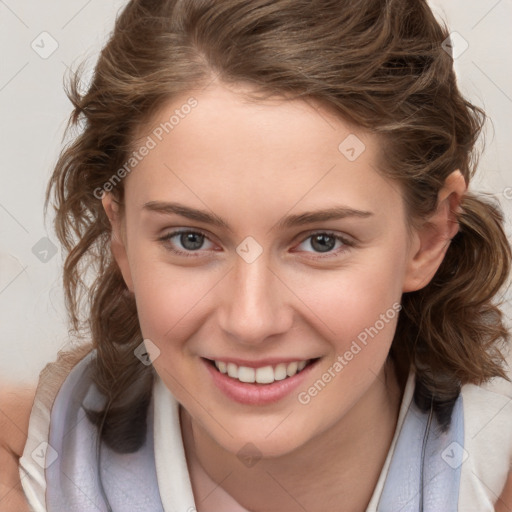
157;229;355;259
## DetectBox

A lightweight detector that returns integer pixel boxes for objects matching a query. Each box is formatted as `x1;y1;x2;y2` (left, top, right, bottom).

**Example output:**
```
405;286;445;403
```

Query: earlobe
403;170;467;293
101;193;135;293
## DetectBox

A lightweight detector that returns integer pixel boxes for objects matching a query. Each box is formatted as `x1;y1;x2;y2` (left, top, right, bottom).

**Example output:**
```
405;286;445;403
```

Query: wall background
1;0;511;384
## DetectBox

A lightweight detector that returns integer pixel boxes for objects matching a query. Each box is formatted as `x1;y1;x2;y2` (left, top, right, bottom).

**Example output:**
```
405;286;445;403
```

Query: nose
217;251;293;346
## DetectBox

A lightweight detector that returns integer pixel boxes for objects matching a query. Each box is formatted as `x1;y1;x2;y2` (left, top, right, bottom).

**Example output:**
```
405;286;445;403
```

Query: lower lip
203;358;319;406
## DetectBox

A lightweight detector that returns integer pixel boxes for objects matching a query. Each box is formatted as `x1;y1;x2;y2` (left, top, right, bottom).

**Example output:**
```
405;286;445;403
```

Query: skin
0;82;508;511
100;80;469;511
98;80;472;511
496;474;512;512
0;384;35;512
3;80;510;511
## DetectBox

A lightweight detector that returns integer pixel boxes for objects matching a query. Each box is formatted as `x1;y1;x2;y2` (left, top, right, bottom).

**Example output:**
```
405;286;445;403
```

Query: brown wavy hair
45;0;511;454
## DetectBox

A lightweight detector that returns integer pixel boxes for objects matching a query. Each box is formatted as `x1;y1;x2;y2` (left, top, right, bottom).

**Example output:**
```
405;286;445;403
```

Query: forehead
124;82;401;219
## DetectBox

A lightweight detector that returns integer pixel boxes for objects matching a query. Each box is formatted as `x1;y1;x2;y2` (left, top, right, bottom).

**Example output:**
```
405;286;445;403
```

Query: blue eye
295;231;353;257
158;230;214;257
158;230;354;258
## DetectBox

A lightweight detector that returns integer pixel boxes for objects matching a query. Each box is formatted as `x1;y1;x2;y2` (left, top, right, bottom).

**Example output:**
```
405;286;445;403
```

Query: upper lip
203;356;319;368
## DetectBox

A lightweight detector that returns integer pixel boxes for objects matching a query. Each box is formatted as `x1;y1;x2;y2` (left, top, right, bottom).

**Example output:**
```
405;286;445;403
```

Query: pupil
312;234;334;253
181;232;203;250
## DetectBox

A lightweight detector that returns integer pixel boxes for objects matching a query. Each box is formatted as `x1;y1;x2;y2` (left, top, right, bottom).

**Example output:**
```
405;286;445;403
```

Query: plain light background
1;0;511;383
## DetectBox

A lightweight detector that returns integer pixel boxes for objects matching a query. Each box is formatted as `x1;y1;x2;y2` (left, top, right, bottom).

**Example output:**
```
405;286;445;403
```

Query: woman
7;0;512;510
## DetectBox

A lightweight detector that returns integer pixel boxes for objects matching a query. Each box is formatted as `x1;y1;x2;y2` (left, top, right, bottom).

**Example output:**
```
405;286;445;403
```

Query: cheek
129;253;206;345
298;249;406;346
131;263;211;396
303;280;400;387
292;262;404;430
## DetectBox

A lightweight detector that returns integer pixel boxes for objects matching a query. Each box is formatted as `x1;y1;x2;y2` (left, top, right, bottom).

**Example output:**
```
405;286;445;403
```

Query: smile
213;359;310;384
203;357;321;405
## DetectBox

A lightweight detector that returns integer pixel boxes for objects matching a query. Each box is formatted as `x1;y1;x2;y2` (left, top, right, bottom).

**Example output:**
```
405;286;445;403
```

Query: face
104;81;423;458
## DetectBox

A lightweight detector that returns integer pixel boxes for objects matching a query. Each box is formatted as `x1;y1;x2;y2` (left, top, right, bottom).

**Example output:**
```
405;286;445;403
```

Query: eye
158;229;215;257
158;229;354;259
294;231;354;258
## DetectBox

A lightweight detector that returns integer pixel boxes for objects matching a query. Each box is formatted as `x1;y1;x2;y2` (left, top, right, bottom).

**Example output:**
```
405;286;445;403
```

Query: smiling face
102;81;427;458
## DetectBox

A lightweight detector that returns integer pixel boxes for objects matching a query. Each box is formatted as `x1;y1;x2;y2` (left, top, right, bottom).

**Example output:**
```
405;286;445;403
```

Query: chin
232;436;304;460
207;417;315;460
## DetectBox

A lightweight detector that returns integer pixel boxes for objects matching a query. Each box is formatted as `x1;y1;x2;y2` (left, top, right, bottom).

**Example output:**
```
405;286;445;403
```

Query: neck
181;358;403;512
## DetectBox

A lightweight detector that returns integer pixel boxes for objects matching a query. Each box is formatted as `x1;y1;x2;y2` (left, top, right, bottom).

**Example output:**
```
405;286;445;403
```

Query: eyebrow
142;201;373;232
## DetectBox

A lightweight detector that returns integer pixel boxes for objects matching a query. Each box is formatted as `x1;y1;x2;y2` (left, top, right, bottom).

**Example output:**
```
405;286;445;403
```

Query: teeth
238;366;255;383
213;359;311;384
286;362;298;377
227;362;238;378
274;363;288;381
255;366;274;384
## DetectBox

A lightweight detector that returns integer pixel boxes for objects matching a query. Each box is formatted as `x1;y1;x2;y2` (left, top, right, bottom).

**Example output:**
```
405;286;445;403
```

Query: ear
101;193;134;293
403;170;467;293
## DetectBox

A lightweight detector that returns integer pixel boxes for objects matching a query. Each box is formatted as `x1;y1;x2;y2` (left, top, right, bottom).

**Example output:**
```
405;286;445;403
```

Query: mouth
202;357;321;405
206;358;317;384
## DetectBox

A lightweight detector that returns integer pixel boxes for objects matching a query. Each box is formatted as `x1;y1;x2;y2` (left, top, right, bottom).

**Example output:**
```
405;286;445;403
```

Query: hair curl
45;0;511;454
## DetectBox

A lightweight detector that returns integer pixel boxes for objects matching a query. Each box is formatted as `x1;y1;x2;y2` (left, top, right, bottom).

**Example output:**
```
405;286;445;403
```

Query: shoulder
15;343;95;512
496;472;512;512
0;384;35;457
459;374;512;510
0;384;35;511
461;373;512;449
